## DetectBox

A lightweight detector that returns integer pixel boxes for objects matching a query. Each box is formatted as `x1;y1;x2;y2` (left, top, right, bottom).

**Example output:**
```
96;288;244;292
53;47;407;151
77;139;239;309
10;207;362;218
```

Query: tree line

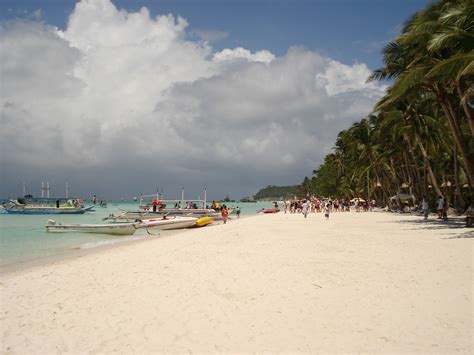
300;0;473;208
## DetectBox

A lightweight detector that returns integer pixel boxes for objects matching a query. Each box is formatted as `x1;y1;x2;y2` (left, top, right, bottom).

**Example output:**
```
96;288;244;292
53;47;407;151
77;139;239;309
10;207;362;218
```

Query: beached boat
135;216;198;230
45;220;136;235
194;216;213;227
104;209;214;222
2;198;94;215
257;208;280;214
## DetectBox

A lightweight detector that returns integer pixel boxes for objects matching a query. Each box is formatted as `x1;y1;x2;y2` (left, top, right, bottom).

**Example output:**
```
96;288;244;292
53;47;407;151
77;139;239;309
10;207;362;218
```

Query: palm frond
389;66;431;101
428;28;474;52
426;52;474;81
460;60;474;77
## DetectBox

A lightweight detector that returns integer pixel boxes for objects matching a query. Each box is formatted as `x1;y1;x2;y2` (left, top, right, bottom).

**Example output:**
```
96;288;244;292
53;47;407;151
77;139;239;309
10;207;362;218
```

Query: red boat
257;208;280;214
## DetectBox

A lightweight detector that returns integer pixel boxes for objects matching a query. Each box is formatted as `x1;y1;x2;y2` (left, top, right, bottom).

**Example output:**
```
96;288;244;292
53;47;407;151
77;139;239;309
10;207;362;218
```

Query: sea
0;201;273;269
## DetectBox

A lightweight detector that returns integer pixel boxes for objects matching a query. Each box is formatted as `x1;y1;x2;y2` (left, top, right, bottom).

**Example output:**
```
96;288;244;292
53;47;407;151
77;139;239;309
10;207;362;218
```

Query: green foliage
298;0;474;207
309;154;342;198
254;185;300;200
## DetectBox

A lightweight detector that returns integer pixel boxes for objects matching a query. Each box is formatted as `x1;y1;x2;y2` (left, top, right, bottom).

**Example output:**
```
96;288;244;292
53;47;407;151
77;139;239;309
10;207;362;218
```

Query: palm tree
368;0;474;187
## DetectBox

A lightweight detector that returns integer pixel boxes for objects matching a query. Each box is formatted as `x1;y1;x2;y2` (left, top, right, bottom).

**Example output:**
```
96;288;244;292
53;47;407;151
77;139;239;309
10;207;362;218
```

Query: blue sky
1;0;430;69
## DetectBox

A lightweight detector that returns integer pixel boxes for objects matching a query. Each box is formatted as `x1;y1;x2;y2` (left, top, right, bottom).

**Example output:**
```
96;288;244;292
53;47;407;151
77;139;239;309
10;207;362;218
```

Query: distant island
252;185;301;201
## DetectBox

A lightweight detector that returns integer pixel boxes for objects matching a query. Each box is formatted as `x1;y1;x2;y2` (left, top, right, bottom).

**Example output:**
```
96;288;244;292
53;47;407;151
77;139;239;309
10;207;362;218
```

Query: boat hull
194;216;213;227
105;210;211;221
137;217;198;230
2;205;94;215
257;208;280;214
2;198;93;215
45;223;136;235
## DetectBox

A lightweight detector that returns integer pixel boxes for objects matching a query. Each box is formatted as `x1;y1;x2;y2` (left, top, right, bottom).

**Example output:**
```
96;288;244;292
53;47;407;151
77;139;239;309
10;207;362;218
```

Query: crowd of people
280;197;376;217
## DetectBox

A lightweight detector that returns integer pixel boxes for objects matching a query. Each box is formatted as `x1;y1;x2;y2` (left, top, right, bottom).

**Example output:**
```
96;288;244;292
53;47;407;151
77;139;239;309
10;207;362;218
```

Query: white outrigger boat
104;209;214;222
3;198;94;215
45;220;137;235
135;216;198;230
104;189;214;222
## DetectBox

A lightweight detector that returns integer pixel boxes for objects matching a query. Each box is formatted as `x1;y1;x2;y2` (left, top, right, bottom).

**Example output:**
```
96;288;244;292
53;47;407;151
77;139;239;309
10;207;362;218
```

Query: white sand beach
1;212;472;353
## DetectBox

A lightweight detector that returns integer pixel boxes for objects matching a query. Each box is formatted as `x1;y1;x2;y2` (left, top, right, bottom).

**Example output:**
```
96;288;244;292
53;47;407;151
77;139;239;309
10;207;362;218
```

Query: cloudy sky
0;0;429;200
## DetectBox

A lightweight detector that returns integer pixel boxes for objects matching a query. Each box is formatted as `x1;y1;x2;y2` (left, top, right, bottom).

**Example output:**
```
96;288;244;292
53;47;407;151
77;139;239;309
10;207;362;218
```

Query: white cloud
0;0;385;198
316;60;386;96
213;47;275;63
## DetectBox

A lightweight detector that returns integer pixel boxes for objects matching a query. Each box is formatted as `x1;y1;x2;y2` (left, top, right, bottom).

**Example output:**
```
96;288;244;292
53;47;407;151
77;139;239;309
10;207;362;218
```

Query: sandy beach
1;211;472;353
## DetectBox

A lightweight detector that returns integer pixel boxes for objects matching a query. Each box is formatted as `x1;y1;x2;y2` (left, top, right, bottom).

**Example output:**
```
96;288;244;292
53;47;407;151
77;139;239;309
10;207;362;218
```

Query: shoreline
0;214;254;276
1;212;472;353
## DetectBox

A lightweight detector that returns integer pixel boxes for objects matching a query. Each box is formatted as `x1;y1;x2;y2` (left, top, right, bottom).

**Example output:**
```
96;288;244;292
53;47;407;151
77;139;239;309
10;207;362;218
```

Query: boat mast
65;180;69;198
41;181;44;198
22;181;26;197
46;181;50;198
204;187;207;208
181;187;184;206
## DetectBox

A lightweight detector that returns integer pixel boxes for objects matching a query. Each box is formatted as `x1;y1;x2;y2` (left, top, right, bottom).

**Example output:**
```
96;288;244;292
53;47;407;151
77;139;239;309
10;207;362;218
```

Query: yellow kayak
194;216;213;227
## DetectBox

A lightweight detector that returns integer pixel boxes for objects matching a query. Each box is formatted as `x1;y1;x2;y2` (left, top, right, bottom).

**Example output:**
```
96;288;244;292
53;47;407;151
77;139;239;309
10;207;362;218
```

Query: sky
0;0;431;200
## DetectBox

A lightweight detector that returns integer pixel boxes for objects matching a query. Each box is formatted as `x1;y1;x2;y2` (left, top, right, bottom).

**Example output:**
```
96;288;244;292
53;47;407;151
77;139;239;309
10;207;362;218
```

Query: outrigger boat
45;220;136;235
2;198;94;215
135;216;198;230
104;208;214;222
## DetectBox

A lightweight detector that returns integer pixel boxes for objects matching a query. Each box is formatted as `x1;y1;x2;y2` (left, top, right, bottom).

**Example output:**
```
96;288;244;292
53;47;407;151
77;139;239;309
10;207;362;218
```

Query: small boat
257;208;280;214
136;216;198;230
2;198;94;215
138;207;214;215
104;209;214;222
45;220;136;235
194;216;213;227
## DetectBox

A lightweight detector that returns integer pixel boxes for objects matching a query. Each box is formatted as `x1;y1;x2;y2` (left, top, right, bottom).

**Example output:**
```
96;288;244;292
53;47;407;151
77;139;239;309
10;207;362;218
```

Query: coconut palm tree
368;0;474;187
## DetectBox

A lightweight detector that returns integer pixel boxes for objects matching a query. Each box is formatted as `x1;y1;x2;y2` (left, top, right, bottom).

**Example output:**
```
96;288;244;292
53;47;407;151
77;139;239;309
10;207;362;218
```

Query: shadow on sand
380;213;474;239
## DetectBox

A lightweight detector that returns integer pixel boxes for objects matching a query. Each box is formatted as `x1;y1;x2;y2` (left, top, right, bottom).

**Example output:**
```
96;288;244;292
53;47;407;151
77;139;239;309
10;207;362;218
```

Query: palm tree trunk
437;91;474;187
405;136;422;194
455;80;474;136
417;140;444;197
453;144;464;209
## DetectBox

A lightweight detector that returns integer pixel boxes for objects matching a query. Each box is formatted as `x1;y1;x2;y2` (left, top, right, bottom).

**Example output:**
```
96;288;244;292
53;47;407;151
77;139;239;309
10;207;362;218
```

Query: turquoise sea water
0;201;273;269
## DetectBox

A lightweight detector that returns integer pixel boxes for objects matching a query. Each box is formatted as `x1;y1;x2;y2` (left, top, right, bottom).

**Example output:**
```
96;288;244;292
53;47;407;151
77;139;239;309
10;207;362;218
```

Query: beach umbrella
350;198;366;202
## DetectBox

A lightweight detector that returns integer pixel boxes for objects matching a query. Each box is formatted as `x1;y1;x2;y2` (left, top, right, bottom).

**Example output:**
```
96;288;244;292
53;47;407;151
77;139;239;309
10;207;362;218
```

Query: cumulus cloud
0;0;385;199
213;47;275;63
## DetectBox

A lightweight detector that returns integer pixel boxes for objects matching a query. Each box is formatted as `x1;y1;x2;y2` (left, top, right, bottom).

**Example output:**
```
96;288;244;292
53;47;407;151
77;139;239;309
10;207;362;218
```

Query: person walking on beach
302;199;309;218
437;196;444;219
221;205;229;224
324;205;330;220
442;198;448;221
236;206;241;219
421;196;429;220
